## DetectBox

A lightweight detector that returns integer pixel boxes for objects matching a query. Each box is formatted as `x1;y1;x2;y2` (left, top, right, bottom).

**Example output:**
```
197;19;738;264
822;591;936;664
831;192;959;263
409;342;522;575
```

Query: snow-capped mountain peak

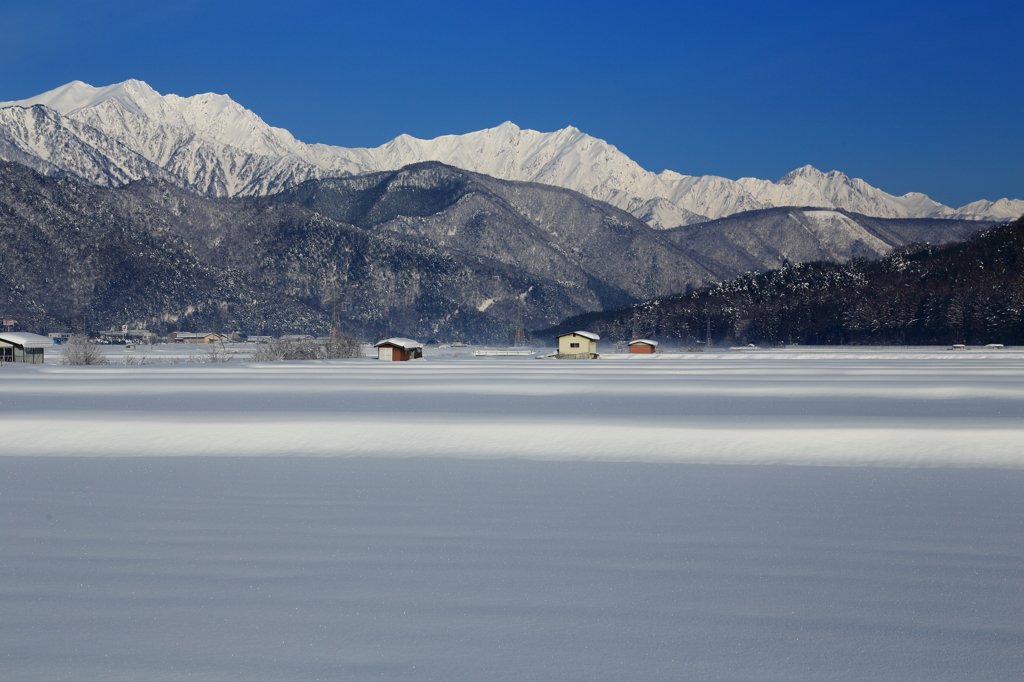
1;79;1020;225
0;79;156;117
2;79;310;159
779;164;830;183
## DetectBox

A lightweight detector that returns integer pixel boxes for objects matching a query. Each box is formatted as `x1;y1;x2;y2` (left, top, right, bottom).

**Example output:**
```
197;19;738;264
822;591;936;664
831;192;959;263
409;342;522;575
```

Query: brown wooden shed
628;339;659;354
374;337;424;361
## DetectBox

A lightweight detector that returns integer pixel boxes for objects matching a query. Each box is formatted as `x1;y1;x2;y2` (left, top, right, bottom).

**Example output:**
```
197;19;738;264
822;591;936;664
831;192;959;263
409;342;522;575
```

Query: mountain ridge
2;155;995;340
2;79;1020;226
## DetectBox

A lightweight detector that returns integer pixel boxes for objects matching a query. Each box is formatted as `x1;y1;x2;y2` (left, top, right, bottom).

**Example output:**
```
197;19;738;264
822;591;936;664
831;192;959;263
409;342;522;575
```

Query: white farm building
0;332;51;364
555;331;599;358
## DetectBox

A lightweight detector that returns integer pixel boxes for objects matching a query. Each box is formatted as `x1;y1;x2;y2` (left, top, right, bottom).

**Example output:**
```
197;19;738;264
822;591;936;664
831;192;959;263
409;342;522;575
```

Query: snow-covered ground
3;349;1023;680
3;459;1023;681
3;346;1023;466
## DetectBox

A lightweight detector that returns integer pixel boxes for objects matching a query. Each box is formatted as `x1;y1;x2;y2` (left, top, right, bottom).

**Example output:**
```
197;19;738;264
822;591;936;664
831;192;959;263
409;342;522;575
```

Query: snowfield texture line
3;351;1022;466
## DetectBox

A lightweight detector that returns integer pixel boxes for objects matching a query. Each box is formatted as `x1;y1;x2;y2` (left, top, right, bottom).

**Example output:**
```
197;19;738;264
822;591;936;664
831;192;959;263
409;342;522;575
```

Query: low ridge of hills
662;207;991;275
2;79;1021;229
0;160;708;340
1;156;1005;341
0;161;562;339
543;215;1024;347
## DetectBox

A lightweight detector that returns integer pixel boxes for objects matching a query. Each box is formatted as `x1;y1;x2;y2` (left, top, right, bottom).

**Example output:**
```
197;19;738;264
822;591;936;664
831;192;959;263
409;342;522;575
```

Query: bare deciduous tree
251;336;362;362
58;335;110;365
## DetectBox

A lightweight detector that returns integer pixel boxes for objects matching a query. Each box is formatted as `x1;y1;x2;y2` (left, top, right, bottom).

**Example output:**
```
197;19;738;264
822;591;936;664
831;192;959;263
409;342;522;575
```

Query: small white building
0;332;51;363
374;338;423;361
555;331;599;358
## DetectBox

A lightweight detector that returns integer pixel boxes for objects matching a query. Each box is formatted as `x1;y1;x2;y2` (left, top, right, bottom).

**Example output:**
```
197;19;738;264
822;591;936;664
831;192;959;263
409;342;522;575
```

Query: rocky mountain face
662;207;994;275
2;79;1021;228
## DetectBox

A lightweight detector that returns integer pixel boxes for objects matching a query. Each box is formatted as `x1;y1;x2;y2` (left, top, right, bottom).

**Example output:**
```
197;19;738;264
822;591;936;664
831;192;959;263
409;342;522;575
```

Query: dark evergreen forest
540;215;1024;347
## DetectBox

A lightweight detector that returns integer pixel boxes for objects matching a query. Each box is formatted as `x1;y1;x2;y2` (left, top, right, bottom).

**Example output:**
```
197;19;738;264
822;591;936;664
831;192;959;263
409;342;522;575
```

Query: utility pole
706;318;712;348
514;296;525;347
330;285;341;342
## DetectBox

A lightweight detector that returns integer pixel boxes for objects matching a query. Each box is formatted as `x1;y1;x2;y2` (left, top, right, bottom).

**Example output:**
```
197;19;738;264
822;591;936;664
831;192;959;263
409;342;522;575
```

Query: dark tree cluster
540;215;1024;347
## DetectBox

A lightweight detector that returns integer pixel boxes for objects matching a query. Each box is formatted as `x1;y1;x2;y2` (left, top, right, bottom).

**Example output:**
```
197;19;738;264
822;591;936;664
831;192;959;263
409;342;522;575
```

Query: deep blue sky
1;0;1020;207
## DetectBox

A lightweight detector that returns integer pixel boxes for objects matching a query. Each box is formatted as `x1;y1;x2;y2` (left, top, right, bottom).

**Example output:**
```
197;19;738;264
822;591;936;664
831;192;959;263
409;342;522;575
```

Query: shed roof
0;332;51;348
374;337;423;349
556;331;599;341
629;339;659;346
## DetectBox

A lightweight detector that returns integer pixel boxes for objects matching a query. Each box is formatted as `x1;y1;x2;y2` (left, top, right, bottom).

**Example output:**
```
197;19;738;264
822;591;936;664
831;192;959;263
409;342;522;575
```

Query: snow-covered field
3;346;1023;466
3;349;1023;680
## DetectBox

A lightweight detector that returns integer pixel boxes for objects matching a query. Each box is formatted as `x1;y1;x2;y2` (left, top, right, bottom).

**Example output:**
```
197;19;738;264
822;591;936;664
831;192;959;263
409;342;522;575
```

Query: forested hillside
541;215;1024;346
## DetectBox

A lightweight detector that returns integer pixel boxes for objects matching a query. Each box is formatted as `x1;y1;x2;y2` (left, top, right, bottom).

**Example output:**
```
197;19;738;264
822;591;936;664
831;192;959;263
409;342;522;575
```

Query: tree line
538;215;1024;346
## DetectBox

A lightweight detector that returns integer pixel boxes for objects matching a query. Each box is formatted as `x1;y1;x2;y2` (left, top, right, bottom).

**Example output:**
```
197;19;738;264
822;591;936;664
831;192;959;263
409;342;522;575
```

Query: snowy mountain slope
948;198;1024;221
2;79;1021;225
0;105;179;187
661;207;991;275
0;160;617;340
274;162;716;302
739;166;955;219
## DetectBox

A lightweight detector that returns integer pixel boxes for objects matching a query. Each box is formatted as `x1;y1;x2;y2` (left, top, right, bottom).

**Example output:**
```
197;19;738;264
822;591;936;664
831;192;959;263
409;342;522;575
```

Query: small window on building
570;342;580;348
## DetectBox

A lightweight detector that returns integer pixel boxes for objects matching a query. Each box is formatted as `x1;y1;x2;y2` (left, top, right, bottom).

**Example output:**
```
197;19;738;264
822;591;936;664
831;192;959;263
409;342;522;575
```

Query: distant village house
556;331;599;358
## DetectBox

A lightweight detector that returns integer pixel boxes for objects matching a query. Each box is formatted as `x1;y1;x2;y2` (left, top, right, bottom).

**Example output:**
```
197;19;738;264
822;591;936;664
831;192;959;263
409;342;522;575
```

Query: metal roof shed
0;332;50;364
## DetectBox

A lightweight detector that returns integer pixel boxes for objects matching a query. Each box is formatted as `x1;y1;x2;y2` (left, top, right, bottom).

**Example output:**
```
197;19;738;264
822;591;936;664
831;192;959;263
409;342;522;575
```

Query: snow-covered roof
556;331;599;341
374;337;423;349
629;339;659;346
0;332;52;348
